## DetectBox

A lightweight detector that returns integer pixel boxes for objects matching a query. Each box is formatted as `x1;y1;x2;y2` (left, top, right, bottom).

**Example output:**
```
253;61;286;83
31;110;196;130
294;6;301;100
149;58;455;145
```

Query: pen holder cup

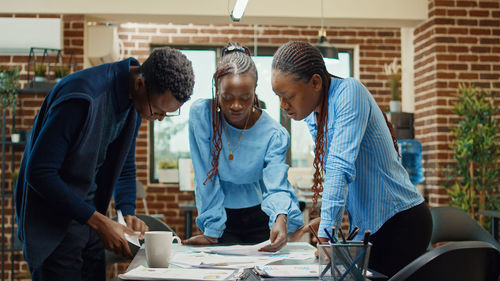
318;242;372;281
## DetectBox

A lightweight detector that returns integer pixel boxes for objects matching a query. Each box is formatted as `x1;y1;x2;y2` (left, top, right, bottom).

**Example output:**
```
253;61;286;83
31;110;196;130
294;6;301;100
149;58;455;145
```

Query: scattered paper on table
171;252;283;269
258;264;319;278
119;265;237;280
194;240;273;256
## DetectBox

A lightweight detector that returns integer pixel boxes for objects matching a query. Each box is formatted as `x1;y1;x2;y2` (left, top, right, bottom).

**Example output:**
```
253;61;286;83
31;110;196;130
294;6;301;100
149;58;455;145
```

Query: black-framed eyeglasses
146;90;181;118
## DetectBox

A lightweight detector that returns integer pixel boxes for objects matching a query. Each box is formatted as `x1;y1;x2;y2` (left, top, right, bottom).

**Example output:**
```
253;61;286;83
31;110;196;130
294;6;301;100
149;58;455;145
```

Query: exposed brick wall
413;0;500;207
118;23;402;107
3;2;497;278
0;13;85;281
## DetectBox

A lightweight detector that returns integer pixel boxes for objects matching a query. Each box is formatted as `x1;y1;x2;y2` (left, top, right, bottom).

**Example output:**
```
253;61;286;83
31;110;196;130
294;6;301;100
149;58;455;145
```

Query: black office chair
105;214;176;265
429;206;500;251
389;241;500;281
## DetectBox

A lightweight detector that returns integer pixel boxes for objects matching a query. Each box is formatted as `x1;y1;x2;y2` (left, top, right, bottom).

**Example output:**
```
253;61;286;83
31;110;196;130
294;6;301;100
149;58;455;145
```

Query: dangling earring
252;107;256;112
217;106;221;112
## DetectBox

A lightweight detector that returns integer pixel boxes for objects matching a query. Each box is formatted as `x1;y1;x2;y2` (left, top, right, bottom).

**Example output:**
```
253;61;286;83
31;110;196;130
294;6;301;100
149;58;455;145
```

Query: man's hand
124;215;148;239
183;234;217;245
87;211;136;258
260;214;287;252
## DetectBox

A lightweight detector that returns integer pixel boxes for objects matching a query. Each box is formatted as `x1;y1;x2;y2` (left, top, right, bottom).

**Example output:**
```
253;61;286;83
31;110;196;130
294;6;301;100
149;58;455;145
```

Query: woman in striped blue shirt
271;41;432;279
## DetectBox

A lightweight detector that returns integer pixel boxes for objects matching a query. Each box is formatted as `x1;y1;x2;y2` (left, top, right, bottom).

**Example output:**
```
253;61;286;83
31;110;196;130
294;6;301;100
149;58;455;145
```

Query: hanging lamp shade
315;28;339;60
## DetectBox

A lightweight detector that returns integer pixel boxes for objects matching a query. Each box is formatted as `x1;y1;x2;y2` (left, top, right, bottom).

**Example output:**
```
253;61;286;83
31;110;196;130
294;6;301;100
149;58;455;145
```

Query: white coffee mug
145;231;181;268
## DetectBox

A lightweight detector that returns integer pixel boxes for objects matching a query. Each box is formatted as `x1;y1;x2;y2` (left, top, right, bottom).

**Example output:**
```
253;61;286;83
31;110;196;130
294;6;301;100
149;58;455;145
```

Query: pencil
363;230;371;245
347;226;360;241
308;224;324;246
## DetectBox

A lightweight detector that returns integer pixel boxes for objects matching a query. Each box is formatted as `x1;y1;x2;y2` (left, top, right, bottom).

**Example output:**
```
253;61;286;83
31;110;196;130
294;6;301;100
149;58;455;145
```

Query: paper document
195;240;273;256
119;265;237;280
117;209;141;248
171;251;283;269
256;264;319;278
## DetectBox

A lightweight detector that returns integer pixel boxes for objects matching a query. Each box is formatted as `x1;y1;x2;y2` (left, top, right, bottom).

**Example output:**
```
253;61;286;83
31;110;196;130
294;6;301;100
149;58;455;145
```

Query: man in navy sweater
14;47;194;281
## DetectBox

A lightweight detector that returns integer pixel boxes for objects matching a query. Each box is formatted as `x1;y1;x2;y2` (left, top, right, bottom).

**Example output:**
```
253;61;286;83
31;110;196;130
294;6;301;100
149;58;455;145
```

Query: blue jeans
30;220;105;281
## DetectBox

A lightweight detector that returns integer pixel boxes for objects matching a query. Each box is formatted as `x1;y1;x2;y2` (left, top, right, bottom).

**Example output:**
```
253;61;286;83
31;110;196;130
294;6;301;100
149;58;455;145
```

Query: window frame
148;44;354;183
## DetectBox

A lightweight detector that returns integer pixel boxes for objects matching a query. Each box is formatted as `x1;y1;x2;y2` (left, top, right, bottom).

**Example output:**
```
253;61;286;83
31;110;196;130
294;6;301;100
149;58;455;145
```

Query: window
150;48;216;183
150;45;353;183
291;52;353;167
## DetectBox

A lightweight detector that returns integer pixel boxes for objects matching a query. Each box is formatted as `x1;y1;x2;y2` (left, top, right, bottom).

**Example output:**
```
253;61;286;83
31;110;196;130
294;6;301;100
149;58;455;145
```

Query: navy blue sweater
15;58;141;268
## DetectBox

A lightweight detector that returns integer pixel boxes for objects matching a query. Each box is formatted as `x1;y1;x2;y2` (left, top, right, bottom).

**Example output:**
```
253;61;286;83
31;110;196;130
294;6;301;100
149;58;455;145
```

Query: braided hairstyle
272;41;400;209
203;42;260;184
272;41;330;208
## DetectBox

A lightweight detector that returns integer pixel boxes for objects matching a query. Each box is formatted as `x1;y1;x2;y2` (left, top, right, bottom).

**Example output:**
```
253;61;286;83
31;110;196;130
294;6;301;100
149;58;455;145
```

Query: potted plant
384;58;401;112
34;64;47;82
11;168;19;189
54;65;70;83
157;159;179;183
0;67;19;108
444;84;499;226
0;67;20;137
11;129;21;143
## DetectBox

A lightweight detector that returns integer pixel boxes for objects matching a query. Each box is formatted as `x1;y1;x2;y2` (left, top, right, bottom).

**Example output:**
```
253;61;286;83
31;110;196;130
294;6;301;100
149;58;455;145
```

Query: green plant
34;64;47;77
54;65;70;79
384;58;401;101
0;67;20;110
11;169;19;188
444;84;499;225
158;159;178;169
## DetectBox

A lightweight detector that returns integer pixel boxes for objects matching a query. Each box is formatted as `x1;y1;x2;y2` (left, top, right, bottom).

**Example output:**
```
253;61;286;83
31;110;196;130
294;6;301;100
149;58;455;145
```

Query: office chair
388;241;500;281
429;206;500;251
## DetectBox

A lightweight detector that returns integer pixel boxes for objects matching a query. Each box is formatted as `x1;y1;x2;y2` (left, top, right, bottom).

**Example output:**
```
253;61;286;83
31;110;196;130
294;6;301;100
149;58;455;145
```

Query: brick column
413;0;500;206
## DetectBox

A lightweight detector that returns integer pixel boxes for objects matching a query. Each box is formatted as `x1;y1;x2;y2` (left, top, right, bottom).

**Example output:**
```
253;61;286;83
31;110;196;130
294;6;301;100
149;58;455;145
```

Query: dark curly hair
273;41;399;209
204;42;259;185
140;47;195;103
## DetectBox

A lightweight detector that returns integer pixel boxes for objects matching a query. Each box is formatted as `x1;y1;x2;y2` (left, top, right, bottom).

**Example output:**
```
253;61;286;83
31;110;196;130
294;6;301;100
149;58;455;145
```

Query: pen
310;225;342;277
338;228;347;244
363;230;371;245
331;227;338;243
347;226;360;241
337;249;367;281
324;228;335;243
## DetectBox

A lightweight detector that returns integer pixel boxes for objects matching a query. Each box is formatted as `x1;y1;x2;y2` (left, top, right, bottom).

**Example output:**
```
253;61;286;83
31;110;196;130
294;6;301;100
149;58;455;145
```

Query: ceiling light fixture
230;0;249;22
315;0;339;60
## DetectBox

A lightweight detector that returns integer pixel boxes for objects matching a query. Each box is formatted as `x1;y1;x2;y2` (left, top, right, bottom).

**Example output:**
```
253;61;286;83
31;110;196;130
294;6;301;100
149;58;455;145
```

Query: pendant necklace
222;109;251;161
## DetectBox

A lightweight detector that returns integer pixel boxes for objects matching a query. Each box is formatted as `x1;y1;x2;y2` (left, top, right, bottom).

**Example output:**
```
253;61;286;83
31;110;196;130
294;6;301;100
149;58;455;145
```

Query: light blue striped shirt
305;78;424;240
189;99;304;238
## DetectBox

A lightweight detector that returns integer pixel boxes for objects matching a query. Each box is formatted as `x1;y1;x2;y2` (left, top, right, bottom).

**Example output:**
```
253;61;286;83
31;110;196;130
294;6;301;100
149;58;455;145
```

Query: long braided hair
272;41;400;209
204;42;260;185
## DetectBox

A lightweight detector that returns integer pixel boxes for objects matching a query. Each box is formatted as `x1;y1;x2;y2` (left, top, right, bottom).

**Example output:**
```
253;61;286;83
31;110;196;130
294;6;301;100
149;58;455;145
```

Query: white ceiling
3;0;428;27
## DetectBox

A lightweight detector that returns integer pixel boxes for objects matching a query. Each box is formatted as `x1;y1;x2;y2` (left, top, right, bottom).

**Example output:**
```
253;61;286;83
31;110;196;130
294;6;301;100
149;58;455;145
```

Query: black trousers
368;202;432;280
30;221;106;281
219;204;270;244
